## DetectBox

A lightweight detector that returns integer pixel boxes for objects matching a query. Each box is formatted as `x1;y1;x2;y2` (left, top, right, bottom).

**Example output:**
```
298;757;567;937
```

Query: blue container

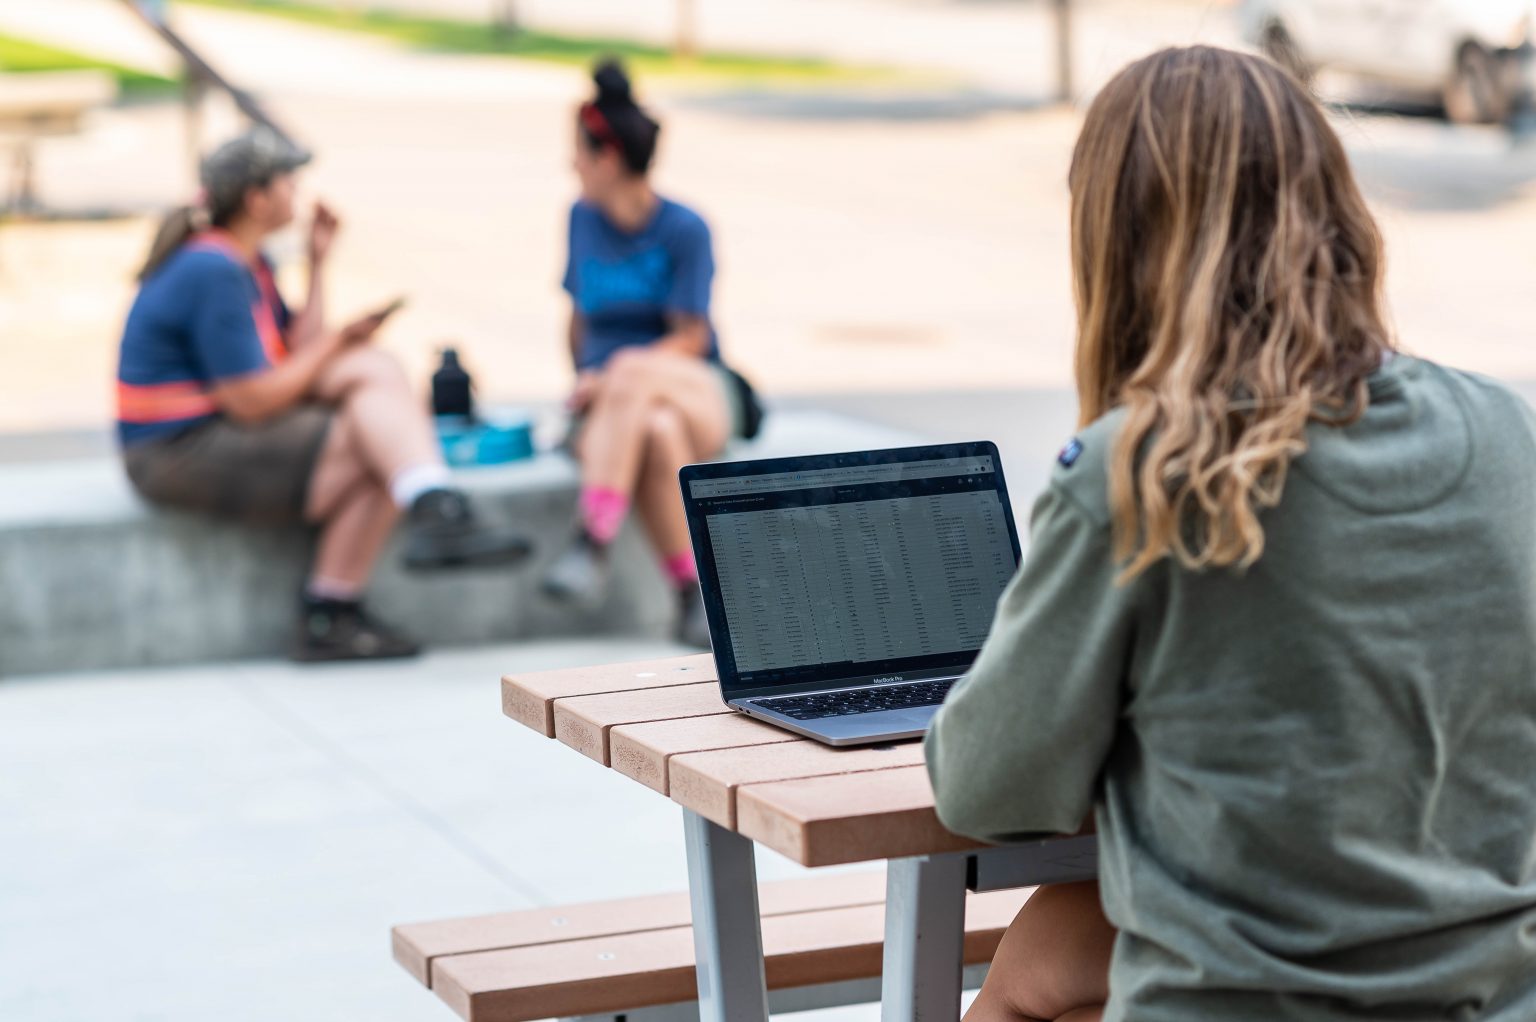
435;414;535;467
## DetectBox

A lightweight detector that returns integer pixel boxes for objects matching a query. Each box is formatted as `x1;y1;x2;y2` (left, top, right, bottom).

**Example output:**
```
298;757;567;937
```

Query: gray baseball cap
200;126;312;215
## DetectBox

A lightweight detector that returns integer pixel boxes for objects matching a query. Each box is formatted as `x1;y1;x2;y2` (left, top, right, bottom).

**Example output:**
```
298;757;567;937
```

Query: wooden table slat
502;654;716;736
552;683;731;766
736;764;983;867
609;713;800;794
669;741;929;829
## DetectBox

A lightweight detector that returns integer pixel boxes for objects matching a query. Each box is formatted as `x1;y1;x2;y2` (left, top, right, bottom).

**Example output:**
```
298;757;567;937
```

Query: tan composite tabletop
502;653;1099;1022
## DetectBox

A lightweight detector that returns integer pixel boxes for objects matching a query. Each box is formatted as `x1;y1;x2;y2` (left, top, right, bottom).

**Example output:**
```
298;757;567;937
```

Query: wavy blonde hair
1070;46;1393;580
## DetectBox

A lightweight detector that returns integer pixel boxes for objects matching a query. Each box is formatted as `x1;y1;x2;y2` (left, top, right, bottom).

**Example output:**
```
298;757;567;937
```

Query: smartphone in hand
367;296;408;322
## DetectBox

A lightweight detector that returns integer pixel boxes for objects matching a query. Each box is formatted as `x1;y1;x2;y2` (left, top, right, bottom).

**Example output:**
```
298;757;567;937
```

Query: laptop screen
680;442;1022;697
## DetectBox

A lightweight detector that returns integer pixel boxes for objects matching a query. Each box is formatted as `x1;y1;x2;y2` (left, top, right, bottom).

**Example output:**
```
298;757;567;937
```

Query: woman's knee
323;345;410;398
604;348;666;396
979;883;1113;1022
641;404;692;466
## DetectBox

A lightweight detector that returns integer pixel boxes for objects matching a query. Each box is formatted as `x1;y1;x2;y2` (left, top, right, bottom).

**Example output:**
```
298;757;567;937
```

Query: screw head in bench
598;952;616;961
552;917;568;926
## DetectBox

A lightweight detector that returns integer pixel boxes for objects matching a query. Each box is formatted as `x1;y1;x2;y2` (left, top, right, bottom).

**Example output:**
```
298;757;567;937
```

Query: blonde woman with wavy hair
927;45;1536;1022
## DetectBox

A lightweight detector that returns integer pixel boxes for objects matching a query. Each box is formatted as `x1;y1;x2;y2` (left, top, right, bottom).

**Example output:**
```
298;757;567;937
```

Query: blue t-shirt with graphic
562;197;719;370
116;245;289;445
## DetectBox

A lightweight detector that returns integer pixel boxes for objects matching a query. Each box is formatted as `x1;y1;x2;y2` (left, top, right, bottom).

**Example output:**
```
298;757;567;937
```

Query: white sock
390;462;452;509
305;577;364;603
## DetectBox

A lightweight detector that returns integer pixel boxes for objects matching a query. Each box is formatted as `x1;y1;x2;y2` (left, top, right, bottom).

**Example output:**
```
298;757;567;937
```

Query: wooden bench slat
392;871;887;986
609;713;798;794
736;764;984;867
552;683;730;766
670;741;929;829
432;890;1031;1022
502;654;716;736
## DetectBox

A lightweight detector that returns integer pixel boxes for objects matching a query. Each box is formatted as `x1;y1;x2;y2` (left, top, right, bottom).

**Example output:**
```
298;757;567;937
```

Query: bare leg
311;346;440;484
306;479;400;591
635;404;698;561
963;882;1113;1022
579;350;730;497
1055;1009;1103;1022
304;412;401;591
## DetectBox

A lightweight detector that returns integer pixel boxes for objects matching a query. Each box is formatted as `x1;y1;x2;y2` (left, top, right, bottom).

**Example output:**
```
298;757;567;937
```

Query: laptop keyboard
752;679;957;721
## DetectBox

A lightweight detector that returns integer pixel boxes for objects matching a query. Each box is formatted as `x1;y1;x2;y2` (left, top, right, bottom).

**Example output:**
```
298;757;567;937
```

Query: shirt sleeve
665;215;714;318
188;258;270;382
924;484;1140;843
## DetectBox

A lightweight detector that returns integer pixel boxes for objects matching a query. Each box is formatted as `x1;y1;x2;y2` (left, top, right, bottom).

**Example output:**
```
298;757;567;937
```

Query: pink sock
663;551;698;589
579;486;630;545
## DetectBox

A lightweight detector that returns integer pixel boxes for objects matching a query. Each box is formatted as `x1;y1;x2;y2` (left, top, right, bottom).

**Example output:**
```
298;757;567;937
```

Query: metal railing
116;0;301;162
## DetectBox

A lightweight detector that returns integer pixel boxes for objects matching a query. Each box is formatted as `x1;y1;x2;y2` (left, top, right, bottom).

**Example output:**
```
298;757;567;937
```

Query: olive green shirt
927;357;1536;1021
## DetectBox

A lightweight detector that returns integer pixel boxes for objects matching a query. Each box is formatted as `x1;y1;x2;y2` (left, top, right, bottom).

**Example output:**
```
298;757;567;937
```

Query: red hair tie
580;103;621;152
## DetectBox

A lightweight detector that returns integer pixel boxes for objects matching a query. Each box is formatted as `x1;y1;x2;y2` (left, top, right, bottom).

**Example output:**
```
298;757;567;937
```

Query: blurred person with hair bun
543;59;763;648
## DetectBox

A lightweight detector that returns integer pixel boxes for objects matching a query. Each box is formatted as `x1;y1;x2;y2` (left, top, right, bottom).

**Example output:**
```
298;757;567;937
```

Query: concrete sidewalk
0;638;901;1022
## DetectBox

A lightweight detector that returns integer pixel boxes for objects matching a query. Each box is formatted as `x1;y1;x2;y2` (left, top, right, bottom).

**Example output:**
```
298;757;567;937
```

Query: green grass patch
0;33;180;96
177;0;892;83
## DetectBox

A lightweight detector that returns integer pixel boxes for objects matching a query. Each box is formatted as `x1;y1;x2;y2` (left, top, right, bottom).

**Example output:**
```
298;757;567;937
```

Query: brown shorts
122;406;333;527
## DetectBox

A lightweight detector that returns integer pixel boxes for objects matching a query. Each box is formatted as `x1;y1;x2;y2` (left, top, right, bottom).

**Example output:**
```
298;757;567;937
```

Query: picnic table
501;652;1099;1022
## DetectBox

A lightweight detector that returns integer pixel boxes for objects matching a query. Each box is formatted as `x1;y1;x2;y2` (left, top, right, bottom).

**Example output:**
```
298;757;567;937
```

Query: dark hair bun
593;59;633;105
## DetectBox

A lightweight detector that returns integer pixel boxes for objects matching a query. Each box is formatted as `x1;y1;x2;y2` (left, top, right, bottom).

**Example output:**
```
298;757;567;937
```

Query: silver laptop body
679;442;1022;746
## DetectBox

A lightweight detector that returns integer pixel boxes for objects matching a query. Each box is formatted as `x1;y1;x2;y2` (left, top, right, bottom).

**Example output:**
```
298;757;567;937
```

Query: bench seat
0;411;919;676
393;873;1030;1022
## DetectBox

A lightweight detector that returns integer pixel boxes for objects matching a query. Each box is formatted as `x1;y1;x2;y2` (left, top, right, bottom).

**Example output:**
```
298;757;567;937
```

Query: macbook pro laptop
679;442;1022;746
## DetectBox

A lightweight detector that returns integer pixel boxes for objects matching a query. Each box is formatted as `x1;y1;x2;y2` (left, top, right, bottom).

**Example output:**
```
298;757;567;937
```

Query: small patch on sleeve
1057;437;1084;469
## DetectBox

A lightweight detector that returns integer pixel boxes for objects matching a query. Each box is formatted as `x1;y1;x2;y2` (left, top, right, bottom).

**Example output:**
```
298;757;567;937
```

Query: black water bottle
431;347;474;419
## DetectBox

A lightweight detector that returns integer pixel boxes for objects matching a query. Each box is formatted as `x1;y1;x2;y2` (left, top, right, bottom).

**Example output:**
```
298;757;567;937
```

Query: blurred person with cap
116;127;533;662
542;60;763;647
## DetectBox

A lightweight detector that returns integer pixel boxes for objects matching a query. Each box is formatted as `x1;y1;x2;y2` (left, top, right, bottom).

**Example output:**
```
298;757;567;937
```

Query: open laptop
679;442;1022;746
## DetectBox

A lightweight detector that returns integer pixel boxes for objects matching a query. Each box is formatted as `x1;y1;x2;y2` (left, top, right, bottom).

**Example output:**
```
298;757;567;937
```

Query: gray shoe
542;532;611;607
291;601;421;663
402;489;533;571
676;585;712;650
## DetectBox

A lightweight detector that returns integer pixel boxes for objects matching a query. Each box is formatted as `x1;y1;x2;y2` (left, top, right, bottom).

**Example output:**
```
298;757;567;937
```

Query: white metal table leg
880;853;969;1022
683;808;769;1022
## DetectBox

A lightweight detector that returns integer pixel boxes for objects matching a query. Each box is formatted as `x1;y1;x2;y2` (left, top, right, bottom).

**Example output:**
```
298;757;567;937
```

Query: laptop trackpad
813;705;938;745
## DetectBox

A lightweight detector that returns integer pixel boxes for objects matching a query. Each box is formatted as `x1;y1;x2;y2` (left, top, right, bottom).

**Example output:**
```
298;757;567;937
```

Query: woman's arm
568;306;584;367
653;313;711;359
212;314;380;424
286;202;339;351
925;484;1140;843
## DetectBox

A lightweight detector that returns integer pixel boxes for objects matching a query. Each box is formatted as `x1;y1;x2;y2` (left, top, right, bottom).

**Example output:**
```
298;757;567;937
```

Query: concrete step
0;411;921;676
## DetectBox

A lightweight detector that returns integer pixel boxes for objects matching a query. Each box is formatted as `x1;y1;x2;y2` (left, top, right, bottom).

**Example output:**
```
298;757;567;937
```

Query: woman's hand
308;201;341;267
567;370;603;414
338;308;388;347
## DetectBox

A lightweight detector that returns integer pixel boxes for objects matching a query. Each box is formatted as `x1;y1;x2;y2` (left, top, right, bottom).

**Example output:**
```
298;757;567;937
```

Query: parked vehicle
1241;0;1536;124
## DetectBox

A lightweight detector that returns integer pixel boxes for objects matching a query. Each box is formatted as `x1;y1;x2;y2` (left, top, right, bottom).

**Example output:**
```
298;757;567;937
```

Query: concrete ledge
0;411;920;676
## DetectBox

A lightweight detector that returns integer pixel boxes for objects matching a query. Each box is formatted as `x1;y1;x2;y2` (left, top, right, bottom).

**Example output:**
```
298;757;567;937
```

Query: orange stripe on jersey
116;380;219;423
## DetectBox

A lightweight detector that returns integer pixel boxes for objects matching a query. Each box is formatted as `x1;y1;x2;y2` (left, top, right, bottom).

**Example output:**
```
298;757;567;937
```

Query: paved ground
0;637;922;1022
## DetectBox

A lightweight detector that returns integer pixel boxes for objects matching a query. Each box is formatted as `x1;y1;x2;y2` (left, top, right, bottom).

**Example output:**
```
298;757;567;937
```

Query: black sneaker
676;584;712;650
541;531;610;607
401;489;533;571
291;600;421;663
